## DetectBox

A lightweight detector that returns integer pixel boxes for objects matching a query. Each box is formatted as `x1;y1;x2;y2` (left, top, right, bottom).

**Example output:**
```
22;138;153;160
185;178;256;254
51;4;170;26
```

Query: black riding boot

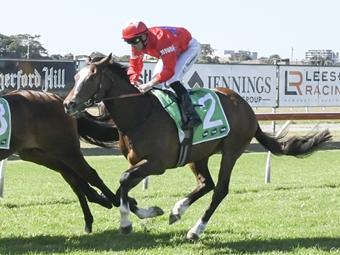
169;81;201;129
180;93;202;129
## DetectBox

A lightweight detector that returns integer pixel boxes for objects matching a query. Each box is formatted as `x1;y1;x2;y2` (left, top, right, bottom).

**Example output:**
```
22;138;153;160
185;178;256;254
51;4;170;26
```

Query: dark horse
64;55;331;240
0;90;122;233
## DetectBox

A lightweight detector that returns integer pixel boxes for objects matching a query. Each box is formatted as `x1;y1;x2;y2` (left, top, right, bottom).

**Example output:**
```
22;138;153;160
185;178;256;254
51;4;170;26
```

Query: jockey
122;20;202;129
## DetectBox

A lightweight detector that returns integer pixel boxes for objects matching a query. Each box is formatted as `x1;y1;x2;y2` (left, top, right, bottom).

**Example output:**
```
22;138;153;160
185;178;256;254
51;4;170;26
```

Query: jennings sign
0;59;76;98
142;63;277;107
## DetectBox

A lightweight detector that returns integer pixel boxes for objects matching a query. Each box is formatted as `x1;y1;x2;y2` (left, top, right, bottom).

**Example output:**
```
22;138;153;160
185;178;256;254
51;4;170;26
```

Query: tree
116;55;130;62
323;56;334;66
229;52;252;62
197;44;220;64
0;34;13;57
268;54;281;64
89;51;106;59
309;55;334;66
0;33;48;59
50;54;64;60
200;43;215;56
258;54;282;64
0;34;23;58
63;53;74;60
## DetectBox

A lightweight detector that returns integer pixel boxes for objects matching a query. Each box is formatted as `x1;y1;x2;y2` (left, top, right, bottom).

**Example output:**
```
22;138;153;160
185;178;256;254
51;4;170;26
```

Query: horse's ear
108;53;115;64
97;53;113;67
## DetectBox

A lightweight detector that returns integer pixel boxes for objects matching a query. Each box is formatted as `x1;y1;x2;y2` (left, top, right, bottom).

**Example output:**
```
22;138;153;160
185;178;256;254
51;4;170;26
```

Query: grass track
0;151;339;254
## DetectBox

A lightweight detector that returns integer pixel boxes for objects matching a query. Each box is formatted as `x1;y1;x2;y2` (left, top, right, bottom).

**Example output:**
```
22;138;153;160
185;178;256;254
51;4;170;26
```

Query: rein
100;92;144;101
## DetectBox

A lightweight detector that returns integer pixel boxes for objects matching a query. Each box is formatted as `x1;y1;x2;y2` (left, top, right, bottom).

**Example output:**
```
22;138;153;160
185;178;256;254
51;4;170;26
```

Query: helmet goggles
125;36;142;45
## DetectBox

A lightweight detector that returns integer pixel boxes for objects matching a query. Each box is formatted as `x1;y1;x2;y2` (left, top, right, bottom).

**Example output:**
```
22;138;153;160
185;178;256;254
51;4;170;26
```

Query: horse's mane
92;56;130;83
107;61;130;82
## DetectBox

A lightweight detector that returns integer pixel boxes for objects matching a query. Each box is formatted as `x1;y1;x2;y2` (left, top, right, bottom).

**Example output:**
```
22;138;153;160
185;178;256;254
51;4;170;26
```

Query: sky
1;0;339;60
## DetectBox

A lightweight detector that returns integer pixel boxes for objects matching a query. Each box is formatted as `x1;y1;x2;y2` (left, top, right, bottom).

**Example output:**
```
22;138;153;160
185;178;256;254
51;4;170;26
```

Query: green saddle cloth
151;88;230;145
0;98;11;149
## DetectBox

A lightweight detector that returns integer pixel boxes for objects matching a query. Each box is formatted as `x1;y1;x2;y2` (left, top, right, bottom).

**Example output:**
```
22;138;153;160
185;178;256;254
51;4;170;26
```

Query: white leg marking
171;198;190;216
120;198;131;228
187;219;207;238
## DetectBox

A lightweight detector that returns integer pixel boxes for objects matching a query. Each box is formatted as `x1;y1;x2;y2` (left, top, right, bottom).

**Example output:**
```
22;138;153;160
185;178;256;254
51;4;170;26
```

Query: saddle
151;88;230;166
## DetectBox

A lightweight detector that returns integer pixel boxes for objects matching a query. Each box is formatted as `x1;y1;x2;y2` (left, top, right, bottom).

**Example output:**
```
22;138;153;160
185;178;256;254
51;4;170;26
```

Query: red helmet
122;21;148;40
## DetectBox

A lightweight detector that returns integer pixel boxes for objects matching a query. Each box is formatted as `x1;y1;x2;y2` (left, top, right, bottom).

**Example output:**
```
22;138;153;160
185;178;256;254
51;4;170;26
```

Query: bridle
82;67;104;107
74;62;155;134
82;65;143;108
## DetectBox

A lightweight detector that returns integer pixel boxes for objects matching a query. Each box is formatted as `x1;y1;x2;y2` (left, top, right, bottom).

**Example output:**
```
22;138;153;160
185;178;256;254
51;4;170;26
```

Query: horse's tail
77;111;119;148
254;125;332;157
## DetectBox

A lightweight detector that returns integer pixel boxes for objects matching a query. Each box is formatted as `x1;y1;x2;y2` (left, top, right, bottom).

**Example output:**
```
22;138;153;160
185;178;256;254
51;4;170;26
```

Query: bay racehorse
0;90;121;233
64;55;331;240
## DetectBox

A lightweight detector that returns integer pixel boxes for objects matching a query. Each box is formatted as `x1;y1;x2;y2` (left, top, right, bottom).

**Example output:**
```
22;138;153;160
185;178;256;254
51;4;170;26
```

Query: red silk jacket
127;26;192;83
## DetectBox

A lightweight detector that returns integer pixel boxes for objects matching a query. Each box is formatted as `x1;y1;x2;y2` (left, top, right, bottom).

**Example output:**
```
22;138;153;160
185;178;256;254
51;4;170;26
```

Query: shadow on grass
0;230;186;254
0;230;339;254
203;235;340;254
1;199;77;209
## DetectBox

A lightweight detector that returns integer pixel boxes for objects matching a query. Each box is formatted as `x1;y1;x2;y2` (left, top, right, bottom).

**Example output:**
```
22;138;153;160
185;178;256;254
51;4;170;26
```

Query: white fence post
142;177;149;190
0;159;7;197
264;151;272;183
265;108;276;183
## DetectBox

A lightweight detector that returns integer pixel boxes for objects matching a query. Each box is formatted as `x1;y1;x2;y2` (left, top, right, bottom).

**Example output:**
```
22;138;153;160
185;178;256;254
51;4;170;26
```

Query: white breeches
153;38;201;89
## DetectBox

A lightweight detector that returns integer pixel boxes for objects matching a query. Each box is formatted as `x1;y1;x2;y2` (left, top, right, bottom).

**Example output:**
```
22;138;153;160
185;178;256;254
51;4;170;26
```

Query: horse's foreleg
115;185;163;219
169;158;215;224
186;155;236;241
119;160;165;234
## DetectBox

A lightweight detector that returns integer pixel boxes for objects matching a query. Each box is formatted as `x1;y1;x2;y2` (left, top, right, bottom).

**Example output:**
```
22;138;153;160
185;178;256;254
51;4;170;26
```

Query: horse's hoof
150;206;164;217
120;224;133;235
186;232;199;241
135;206;164;219
169;213;181;225
85;224;92;234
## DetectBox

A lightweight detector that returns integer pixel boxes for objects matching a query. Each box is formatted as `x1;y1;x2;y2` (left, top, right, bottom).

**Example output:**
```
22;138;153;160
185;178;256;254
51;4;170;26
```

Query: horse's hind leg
60;153;120;206
64;155;140;211
186;154;238;241
56;170;114;233
29;152;113;209
169;157;215;224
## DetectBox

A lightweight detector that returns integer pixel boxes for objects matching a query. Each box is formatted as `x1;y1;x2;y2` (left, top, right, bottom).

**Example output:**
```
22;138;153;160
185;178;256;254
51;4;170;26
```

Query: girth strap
176;122;193;167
